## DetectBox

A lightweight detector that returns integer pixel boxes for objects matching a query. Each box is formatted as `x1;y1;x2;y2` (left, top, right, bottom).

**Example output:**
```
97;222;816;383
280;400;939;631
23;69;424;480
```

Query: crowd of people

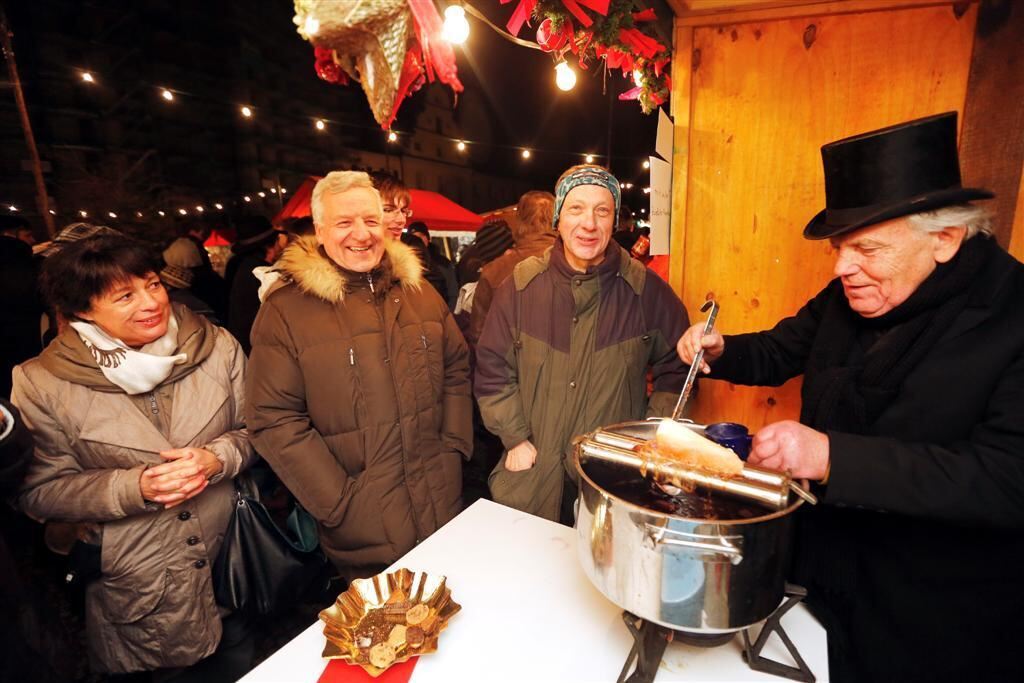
1;112;1022;683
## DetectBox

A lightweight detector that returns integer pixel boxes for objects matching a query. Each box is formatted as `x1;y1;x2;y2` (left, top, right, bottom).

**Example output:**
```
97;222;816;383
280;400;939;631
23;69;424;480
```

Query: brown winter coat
246;237;472;577
11;306;254;674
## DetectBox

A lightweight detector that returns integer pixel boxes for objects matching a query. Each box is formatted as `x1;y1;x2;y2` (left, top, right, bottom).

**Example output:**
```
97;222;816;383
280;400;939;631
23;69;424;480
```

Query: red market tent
274;176;484;235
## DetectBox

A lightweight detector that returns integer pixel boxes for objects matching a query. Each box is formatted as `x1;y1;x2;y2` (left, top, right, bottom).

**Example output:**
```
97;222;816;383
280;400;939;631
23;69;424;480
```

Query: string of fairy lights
5;43;656;221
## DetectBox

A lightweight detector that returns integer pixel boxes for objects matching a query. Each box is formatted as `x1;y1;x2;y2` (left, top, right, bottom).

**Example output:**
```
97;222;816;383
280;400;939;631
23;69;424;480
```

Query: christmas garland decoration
503;0;671;113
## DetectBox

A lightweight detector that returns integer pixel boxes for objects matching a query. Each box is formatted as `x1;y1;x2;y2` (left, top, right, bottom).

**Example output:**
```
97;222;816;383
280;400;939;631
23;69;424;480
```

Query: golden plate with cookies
319;567;461;677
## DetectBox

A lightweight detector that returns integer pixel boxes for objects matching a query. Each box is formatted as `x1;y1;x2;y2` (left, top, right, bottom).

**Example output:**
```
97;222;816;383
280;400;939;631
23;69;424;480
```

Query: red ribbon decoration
407;0;464;90
618;27;665;60
632;8;657;22
501;0;609;35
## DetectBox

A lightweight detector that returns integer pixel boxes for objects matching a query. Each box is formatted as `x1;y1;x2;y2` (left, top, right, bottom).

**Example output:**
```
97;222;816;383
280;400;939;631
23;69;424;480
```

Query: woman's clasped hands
140;447;223;508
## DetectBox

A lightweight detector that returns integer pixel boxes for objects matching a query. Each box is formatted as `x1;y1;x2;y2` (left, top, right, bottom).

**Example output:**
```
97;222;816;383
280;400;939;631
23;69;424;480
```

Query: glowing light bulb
258;191;266;198
214;203;224;210
7;205;17;212
521;149;531;160
79;210;88;218
280;188;287;194
442;6;470;45
555;61;577;91
81;72;95;83
243;195;251;202
136;211;143;218
585;154;594;164
178;208;187;215
643;160;650;170
49;209;57;215
161;88;174;101
158;210;166;217
387;131;398;143
303;16;320;36
196;205;204;212
315;119;325;131
241;105;253;118
108;211;117;218
456;141;466;152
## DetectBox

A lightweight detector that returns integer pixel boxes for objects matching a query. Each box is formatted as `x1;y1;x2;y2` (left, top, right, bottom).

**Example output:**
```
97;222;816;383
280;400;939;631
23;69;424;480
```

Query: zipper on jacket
365;272;375;294
349;348;355;366
148;392;159;415
420;334;428;349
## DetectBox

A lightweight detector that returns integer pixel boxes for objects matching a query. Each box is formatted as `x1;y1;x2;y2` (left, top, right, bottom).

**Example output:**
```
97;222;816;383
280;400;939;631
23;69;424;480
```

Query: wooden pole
0;5;55;237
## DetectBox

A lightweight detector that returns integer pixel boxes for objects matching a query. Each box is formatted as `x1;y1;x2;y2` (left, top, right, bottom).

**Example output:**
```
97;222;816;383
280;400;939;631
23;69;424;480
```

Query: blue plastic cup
705;422;752;461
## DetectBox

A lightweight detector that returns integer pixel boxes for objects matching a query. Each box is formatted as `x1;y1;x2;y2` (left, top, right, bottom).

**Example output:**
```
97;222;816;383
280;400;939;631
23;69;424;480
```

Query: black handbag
213;476;329;615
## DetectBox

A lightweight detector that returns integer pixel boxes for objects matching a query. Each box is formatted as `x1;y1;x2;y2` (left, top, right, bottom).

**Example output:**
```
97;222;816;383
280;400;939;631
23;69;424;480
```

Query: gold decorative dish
319;567;461;677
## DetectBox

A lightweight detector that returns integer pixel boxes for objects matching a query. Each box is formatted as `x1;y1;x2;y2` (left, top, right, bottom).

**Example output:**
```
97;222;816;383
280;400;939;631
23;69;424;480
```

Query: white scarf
70;313;187;395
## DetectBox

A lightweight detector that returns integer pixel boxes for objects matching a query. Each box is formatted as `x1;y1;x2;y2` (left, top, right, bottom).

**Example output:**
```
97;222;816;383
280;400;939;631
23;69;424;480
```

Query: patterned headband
553;166;621;228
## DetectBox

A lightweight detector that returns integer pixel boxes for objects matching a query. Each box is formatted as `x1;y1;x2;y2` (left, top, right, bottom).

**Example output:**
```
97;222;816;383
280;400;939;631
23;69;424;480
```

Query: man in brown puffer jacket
246;171;472;579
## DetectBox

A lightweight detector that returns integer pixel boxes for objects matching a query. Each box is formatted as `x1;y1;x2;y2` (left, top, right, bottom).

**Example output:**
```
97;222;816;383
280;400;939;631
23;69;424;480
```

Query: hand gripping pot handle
643;523;744;565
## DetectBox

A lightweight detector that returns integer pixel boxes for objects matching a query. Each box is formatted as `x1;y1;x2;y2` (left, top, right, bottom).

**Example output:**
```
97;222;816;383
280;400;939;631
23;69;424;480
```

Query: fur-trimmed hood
271;235;424;303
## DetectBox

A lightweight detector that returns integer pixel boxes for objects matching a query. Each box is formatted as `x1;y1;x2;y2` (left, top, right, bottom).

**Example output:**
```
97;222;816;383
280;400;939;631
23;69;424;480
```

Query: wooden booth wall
666;0;1023;430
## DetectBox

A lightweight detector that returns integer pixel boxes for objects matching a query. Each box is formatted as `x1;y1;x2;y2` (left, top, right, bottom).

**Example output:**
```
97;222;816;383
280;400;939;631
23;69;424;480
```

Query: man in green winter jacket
474;165;691;524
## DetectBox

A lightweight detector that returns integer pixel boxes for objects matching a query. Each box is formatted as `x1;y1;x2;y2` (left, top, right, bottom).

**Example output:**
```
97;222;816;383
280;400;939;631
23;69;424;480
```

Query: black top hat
803;112;993;239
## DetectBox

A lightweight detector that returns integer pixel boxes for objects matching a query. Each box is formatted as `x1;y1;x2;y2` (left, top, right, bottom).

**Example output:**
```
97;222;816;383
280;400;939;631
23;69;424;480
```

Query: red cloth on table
318;658;419;683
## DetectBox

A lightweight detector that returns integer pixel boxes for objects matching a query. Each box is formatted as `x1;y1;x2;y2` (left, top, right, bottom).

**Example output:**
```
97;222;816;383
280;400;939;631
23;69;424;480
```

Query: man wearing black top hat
677;112;1024;682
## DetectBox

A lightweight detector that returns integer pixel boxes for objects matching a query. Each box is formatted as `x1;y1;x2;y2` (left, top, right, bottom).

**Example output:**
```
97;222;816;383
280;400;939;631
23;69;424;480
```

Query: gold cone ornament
294;0;462;129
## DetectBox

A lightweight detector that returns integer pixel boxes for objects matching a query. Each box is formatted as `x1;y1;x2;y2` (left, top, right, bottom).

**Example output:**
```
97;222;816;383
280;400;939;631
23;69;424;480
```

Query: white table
242;499;828;682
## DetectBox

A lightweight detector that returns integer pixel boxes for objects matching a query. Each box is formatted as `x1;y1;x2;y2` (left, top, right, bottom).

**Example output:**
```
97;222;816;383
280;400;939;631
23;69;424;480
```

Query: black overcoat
711;242;1024;682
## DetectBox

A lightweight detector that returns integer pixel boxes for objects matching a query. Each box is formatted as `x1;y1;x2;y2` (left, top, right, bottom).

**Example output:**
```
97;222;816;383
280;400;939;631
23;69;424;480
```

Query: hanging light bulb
79;210;88;218
214;203;224;210
442;6;470;45
81;71;95;83
108;211;117;218
241;105;253;118
243;195;251;203
387;130;398;143
196;205;205;212
49;209;57;215
643;160;650;170
521;149;532;160
269;188;277;194
158;210;166;216
136;211;143;218
178;208;187;215
315;119;326;131
456;140;466;152
585;154;595;164
555;61;577;91
257;191;266;198
8;205;17;212
161;88;174;101
280;187;287;194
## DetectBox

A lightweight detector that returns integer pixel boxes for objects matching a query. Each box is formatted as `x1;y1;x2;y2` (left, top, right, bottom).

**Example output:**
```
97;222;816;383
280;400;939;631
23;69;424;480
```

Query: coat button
178;511;191;521
574;279;582;287
384;358;390;364
193;559;207;569
572;316;579;324
569;381;577;389
186;535;200;546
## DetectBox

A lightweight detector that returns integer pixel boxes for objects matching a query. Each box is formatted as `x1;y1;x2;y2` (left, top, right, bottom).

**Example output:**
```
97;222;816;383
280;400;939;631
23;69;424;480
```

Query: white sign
649;156;672;256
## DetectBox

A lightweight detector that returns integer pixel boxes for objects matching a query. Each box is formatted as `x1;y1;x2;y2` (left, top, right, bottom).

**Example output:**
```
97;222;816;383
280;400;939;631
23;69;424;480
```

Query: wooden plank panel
1009;162;1024;261
680;4;977;428
672;0;967;25
959;0;1024;249
668;25;694;295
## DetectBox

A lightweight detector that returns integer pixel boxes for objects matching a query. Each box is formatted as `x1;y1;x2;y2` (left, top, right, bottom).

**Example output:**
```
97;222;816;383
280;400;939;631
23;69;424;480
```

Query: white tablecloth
242;499;828;682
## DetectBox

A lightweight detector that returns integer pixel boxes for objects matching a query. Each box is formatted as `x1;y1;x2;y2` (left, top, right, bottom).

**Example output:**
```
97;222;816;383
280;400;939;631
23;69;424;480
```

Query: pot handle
643;523;744;565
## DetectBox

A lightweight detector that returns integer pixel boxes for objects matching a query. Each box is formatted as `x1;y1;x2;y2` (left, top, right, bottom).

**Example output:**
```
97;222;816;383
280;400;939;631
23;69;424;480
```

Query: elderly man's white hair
310;171;382;226
907;203;992;240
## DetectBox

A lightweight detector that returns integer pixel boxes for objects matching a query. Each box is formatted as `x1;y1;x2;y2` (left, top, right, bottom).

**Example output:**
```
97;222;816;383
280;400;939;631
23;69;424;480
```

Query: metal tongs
671;299;719;421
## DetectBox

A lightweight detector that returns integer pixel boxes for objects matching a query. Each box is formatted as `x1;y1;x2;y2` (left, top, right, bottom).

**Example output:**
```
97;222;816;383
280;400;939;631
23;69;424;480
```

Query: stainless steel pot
574;419;804;633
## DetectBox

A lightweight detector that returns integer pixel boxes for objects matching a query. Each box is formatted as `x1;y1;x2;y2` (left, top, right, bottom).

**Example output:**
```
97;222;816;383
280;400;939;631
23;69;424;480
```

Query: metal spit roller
583;429;818;510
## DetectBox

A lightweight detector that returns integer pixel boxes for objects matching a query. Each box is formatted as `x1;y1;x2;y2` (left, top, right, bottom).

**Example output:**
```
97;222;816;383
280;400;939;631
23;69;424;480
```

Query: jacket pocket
616;335;653;417
99;567;169;624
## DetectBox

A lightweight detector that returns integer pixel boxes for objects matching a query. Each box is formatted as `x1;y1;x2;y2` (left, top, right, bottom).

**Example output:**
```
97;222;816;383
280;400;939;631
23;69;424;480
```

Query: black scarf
800;235;994;433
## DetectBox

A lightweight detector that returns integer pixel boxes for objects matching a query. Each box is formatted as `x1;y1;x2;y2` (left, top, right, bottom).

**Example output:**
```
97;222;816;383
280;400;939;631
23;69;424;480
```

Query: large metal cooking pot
574;418;804;633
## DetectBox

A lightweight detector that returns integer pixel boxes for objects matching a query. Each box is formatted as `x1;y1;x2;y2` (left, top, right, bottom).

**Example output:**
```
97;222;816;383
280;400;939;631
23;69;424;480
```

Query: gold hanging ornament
295;0;461;129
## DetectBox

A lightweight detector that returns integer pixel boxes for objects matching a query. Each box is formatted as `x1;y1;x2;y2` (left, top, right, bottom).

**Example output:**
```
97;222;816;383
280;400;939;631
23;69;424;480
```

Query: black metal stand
741;583;816;682
617;612;672;683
